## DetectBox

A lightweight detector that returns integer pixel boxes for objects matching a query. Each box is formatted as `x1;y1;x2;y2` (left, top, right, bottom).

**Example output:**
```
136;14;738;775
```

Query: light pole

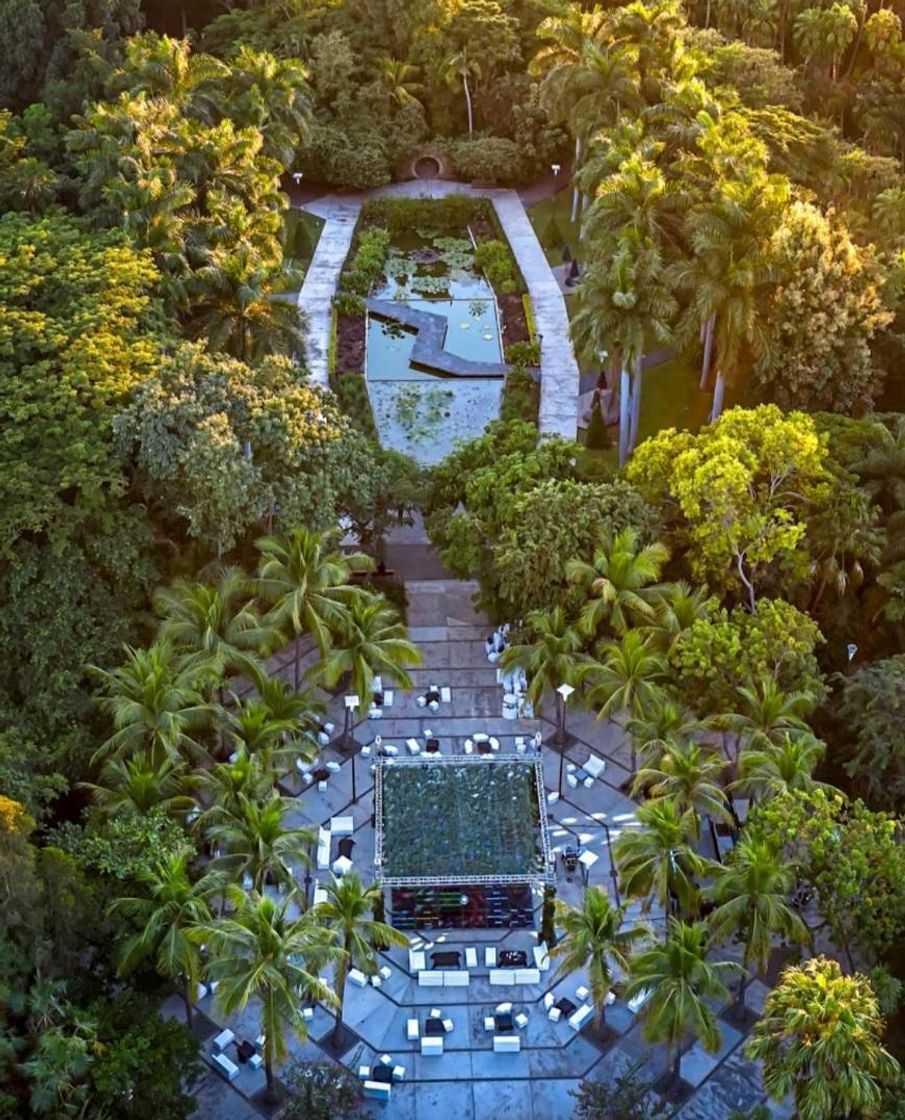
343;694;359;803
551;163;561;178
601;821;620;906
292;171;303;187
555;682;575;797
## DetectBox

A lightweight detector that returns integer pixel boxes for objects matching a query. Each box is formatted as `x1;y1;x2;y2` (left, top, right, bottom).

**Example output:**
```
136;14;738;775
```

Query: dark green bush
362;194;491;234
297;123;391;190
449;136;527;185
585;397;611;450
333;292;365;316
332;371;377;439
501;366;539;425
342;226;390;296
505;340;540;367
475;238;516;293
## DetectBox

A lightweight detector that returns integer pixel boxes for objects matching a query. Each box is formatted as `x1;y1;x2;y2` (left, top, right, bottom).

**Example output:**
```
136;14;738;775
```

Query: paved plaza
181;579;793;1120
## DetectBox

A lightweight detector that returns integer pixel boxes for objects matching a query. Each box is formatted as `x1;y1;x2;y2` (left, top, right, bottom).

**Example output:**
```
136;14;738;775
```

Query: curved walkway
299;180;580;440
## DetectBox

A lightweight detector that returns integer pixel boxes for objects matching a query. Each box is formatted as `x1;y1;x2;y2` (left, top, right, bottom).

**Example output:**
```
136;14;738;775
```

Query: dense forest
5;0;905;1117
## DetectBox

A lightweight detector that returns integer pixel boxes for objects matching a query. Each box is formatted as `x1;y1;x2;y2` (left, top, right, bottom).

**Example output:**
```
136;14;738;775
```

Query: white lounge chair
465;947;478;968
440;686;451;703
406;1018;419;1041
421;1036;443;1056
212;1052;239;1080
211;1029;234;1054
406;738;421;755
348;968;367;987
408;949;426;972
493;1035;521;1053
485;947;497;968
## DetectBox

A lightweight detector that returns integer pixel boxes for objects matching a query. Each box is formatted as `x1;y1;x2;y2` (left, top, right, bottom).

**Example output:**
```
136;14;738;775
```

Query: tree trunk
671;1044;683;1087
463;74;474;136
700;314;715;390
628;354;643;454
618;365;632;466
264;1052;277;1103
571;137;582;224
332;959;349;1046
710;368;726;421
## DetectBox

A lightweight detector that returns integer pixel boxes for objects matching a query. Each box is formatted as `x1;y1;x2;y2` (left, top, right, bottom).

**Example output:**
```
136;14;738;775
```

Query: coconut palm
726;679;816;757
644;581;712;650
155;566;276;688
441;47;481;135
91;641;213;768
626;692;706;769
633;743;730;835
499;607;585;715
613;798;708;916
227;46;312;165
581;630;669;774
310;595;420;713
379;57;424;109
82;753;194;818
221;698;302;771
706;837;810;1015
192;890;338;1102
733;733;826;804
314;872;408;1047
109;849;227;1028
256;528;373;690
626;918;741;1087
566;527;671;638
205;793;315;893
748;956;899;1120
551;887;647;1029
190;749;276;830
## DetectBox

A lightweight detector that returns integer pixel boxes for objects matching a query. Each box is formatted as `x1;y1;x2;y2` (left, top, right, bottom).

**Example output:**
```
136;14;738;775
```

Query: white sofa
493;1035;521;1053
212;1052;239;1081
568;1004;594;1031
417;970;470;988
421;1036;443;1055
316;827;331;871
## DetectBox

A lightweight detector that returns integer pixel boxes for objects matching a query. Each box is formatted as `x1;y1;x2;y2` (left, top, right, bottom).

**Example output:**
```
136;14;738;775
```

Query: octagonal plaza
177;578;793;1120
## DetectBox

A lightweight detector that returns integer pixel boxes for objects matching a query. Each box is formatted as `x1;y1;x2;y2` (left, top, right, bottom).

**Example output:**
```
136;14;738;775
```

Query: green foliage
362;194;491;235
505;340;540;367
671;598;825;714
747;788;905;964
572;1059;669;1120
114;343;349;553
342;227;391;297
474;237;516;292
837;655;905;810
282;1060;364;1120
48;808;188;883
585;398;611;451
298;123;391;189
447;135;528;183
333;372;378;439
500;366;540;425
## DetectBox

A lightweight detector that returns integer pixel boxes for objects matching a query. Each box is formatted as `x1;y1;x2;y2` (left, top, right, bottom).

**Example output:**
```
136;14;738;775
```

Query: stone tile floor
184;579;793;1120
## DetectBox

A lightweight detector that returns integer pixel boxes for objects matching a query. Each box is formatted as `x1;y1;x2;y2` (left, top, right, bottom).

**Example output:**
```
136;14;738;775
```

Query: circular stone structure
414;155;442;179
403;149;451;180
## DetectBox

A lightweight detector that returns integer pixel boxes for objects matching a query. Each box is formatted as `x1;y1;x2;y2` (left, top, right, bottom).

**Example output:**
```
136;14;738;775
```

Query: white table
330;816;354;836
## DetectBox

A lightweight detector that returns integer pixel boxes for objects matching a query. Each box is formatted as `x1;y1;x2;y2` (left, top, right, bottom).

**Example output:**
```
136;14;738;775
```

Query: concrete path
299;180;580;439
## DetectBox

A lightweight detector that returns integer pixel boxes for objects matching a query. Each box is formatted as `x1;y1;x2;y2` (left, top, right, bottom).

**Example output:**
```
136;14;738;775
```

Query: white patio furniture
514;968;541;984
211;1029;235;1054
495;1002;513;1014
533;945;550;971
358;1064;371;1079
313;885;328;905
515;736;526;753
429;1007;441;1018
464;739;474;754
547;1006;562;1022
543;992;555;1009
370;974;382;987
348;968;367;987
576;985;589;1000
379;965;391;981
578;850;599;871
317;730;330;746
331;815;354;835
493;1035;521;1053
566;773;579;788
514;1012;529;1029
421;1036;443;1056
360;744;371;756
444;970;469;987
406;1018;419;1041
363;1081;391;1102
547;791;559;804
332;855;353;877
483;1015;496;1032
417;971;444;987
485;947;497;968
392;1065;405;1081
417;695;427;708
302;1007;314;1021
488;736;500;751
248;1053;264;1070
408;949;426;972
568;1004;594;1031
465;947;478;968
368;706;382;720
317;781;327;792
406;738;421;755
212;1052;239;1080
378;1053;392;1066
627;988;652;1014
325;760;341;773
442;1018;453;1033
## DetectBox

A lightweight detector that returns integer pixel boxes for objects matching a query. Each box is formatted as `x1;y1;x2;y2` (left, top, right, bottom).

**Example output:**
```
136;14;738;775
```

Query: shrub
362;194;491;234
505;340;540;367
501;366;539;425
333;371;377;439
449;136;527;185
475;238;516;292
333;292;365;316
585;397;611;450
298;123;391;190
342;226;390;296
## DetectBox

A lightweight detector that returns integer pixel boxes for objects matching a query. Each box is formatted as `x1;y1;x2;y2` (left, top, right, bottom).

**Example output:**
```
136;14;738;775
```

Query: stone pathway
299;179;580;439
183;578;792;1120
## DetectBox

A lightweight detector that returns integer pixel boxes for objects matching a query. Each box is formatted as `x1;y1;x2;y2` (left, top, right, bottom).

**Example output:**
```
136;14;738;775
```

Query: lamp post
551;163;561;178
601;821;620;906
343;694;359;803
292;171;303;187
555;682;575;797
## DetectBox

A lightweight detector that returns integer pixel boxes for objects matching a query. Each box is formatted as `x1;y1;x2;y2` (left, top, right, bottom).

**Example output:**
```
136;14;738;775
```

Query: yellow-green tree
627;405;829;609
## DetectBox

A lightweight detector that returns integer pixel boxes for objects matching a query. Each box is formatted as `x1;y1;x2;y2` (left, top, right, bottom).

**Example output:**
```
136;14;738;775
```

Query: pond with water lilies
365;233;506;463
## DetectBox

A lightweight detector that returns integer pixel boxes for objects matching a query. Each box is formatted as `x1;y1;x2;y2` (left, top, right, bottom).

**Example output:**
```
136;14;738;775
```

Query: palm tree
155;566;277;688
726;679;816;758
581;630;668;774
645;581;712;651
441;48;481;135
626;918;741;1088
733;733;826;804
190;749;275;830
256;528;373;690
314;872;407;1047
566;527;670;638
310;594;420;713
626;692;706;770
748;956;899;1120
206;793;315;892
222;698;301;771
109;849;226;1028
379;57;424;109
91;641;213;768
192;890;338;1102
633;743;730;835
499;607;585;716
613;798;708;916
82;753;193;818
551;887;646;1029
706;837;810;1016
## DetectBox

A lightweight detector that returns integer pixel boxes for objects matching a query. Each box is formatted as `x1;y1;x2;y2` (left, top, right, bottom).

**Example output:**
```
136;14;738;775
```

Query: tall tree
633;743;730;835
613;798;708;916
626;918;741;1087
748;957;899;1120
552;886;646;1029
314;872;407;1047
205;793;315;893
499;606;585;715
193;891;337;1102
